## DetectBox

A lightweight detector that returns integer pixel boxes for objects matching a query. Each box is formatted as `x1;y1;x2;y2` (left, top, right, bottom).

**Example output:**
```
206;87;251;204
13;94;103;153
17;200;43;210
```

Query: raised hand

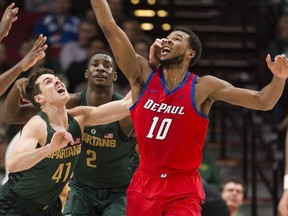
18;34;48;72
266;54;288;80
0;2;18;40
14;78;29;100
149;38;166;68
50;130;74;152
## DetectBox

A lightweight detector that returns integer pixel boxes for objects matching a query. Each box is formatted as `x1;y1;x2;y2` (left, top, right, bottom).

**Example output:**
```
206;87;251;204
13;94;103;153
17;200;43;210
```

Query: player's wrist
284;174;288;190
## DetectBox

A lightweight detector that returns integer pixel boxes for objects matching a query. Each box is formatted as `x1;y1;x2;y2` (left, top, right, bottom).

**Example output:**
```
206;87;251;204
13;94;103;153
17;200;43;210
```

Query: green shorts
63;183;127;216
0;183;63;216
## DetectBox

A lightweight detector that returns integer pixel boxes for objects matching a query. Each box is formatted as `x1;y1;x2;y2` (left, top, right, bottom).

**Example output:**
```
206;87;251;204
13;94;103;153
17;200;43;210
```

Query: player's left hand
19;34;48;72
266;54;288;80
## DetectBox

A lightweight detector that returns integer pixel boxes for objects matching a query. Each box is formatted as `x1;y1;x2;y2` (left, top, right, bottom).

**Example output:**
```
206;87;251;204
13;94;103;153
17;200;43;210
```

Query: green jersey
7;111;82;206
71;90;138;189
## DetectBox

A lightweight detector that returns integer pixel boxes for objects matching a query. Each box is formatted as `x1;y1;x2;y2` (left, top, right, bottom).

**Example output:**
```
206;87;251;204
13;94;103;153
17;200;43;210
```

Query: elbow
258;103;274;111
2;115;17;124
6;160;17;173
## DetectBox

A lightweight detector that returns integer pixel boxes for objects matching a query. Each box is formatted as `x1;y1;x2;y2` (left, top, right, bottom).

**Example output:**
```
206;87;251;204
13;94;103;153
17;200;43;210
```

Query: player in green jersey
63;50;138;216
2;51;138;215
0;67;131;216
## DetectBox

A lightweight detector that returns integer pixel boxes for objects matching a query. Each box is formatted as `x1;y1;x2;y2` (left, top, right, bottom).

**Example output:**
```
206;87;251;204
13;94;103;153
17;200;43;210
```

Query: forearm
90;0;115;32
0;64;22;96
0;32;6;41
258;75;286;110
2;85;35;124
7;144;53;173
2;85;22;121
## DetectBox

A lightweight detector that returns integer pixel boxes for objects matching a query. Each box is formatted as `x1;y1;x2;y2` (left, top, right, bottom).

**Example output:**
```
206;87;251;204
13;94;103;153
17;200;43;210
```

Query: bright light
147;0;156;4
134;10;156;17
157;10;168;17
130;0;140;4
162;23;171;31
141;23;154;31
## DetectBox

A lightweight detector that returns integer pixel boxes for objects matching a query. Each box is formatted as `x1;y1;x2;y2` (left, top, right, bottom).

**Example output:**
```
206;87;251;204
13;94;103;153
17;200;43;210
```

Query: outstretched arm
2;78;37;124
0;34;47;96
0;2;18;41
204;54;288;111
90;0;152;102
6;116;74;173
70;91;132;127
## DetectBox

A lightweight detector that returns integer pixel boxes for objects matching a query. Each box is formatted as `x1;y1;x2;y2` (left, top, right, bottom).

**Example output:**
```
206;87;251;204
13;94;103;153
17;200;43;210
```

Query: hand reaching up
266;54;288;80
149;38;166;68
18;34;48;72
0;2;18;41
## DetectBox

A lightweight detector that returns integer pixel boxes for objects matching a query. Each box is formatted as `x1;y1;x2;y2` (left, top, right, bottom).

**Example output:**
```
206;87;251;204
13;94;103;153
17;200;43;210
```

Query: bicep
211;79;259;107
11;117;45;154
79;100;130;126
105;26;143;82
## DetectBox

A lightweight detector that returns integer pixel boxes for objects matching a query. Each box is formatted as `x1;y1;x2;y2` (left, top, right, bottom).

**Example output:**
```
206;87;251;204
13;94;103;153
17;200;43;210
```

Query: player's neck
42;105;68;129
163;67;188;90
86;86;114;106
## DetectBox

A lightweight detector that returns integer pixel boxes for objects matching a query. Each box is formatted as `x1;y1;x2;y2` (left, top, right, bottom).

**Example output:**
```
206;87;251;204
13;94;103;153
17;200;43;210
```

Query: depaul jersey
130;68;209;174
7;111;82;206
71;90;138;189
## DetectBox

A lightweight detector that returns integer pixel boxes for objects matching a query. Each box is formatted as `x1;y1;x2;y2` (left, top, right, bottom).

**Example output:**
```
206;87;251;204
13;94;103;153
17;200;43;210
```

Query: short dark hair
173;27;202;67
87;50;117;71
220;177;245;193
26;67;55;109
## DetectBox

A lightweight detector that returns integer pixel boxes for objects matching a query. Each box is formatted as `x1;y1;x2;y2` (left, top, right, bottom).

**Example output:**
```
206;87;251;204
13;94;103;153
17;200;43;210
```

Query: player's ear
34;94;43;103
85;70;88;79
188;50;196;59
113;72;117;81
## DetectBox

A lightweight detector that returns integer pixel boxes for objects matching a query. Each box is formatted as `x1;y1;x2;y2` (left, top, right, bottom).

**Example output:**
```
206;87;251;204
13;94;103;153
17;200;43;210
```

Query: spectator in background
24;0;52;12
220;177;245;216
33;0;80;58
60;19;98;72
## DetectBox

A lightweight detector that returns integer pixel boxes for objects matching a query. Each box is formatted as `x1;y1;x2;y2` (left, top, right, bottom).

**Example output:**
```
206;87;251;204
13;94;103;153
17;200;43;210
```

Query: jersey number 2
146;117;172;140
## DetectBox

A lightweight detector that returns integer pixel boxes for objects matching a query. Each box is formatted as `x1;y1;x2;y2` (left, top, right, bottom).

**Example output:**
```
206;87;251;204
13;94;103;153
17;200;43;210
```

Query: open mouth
162;47;171;55
56;86;66;94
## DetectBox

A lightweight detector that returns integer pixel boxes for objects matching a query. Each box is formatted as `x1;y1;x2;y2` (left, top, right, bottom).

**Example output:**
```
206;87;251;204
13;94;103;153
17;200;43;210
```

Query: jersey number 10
146;117;172;140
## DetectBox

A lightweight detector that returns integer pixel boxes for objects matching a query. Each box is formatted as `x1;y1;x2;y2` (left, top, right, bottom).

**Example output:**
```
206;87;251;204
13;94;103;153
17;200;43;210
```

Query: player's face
35;74;70;106
85;54;117;87
221;182;244;210
160;31;192;66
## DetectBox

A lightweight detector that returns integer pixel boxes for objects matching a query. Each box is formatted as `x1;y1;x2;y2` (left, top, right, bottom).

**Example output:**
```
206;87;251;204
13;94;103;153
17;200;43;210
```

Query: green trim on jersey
71;90;138;189
7;111;82;206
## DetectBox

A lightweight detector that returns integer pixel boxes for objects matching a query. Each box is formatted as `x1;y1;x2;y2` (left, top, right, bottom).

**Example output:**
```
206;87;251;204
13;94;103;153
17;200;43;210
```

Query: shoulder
197;75;229;89
22;115;47;136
